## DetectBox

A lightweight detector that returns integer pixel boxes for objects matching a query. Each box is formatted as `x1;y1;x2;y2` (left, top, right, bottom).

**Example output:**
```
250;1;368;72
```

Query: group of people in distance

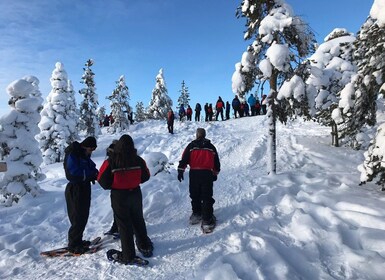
62;127;220;266
167;94;268;133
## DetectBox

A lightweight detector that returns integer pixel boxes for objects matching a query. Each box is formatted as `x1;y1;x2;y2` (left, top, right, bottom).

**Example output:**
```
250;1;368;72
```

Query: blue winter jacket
64;142;98;183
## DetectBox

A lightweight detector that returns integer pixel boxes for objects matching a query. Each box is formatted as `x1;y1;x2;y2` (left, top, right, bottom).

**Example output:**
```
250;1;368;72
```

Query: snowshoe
201;216;216;234
107;249;149;266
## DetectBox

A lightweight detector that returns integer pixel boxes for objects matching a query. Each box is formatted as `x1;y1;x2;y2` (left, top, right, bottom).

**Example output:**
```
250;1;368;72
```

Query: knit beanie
81;136;97;148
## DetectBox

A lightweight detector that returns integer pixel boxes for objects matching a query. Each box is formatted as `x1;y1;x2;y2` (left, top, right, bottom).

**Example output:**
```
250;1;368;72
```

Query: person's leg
111;191;136;261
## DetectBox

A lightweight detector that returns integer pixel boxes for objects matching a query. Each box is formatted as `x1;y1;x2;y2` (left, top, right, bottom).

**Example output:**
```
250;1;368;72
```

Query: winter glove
212;174;217;182
177;170;184;182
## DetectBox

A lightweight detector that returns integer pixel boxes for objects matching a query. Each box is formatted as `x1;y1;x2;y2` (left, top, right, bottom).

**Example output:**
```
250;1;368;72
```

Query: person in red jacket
97;134;152;265
186;105;193;121
177;128;220;230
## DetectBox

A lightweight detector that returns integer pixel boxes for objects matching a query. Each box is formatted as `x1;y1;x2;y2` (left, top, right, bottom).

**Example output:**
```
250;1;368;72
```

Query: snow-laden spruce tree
233;0;316;174
177;80;190;111
0;76;44;206
107;75;131;133
338;9;385;149
97;106;106;126
66;79;80;143
357;0;385;189
147;68;173;119
78;59;100;137
305;29;356;147
37;62;78;164
135;101;146;122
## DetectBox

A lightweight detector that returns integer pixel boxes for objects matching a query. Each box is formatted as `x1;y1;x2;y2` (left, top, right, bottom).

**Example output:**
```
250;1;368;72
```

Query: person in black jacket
177;128;220;229
97;134;152;265
63;136;98;254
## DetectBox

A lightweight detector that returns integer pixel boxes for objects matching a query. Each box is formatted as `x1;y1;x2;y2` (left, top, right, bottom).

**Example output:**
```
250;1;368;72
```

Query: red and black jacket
178;138;220;175
97;156;150;190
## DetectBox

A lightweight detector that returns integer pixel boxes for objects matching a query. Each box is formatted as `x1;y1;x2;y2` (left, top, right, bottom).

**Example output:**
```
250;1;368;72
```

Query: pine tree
78;59;100;137
177;80;190;111
234;0;316;174
0;76;44;206
97;106;106;127
37;62;77;164
66;79;80;143
305;29;356;147
147;68;173;119
339;17;385;149
135;101;146;122
107;75;131;133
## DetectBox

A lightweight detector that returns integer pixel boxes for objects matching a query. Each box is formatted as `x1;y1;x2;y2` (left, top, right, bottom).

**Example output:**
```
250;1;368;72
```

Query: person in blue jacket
248;94;257;116
63;136;98;254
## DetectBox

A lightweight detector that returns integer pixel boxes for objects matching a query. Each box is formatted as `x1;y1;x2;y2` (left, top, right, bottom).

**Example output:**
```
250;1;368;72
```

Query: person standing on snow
63;136;98;254
177;128;220;231
167;109;175;134
97;134;153;265
195;103;202;121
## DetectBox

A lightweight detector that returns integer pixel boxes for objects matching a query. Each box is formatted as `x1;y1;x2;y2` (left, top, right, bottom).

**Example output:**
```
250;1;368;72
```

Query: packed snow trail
1;116;385;279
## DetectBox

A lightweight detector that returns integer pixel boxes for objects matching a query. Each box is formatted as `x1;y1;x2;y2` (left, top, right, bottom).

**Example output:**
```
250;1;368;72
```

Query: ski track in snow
1;116;385;279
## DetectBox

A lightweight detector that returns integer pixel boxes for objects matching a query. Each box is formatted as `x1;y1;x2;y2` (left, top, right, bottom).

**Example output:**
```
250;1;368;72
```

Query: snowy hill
1;116;385;280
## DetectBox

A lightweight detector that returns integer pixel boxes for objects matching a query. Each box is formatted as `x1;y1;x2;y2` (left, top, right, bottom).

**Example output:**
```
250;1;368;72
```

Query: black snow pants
65;182;91;248
111;187;149;261
189;170;215;222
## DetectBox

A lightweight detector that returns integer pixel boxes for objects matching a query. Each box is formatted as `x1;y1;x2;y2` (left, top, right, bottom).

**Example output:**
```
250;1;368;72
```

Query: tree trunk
267;71;278;174
331;121;339;147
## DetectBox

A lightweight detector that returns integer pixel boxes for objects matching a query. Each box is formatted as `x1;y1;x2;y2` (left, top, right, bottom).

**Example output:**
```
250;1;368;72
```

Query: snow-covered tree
233;0;316;174
78;59;100;137
66;79;80;143
357;0;385;189
97;106;106;127
147;68;173;119
177;80;190;111
107;75;131;133
338;14;385;149
37;62;78;164
305;29;356;146
135;101;146;122
0;76;44;206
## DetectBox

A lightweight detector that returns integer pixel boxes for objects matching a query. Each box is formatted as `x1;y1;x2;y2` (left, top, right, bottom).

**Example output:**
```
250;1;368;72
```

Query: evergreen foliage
135;101;146;122
107;75;131;133
339;18;385;148
177;80;190;111
234;0;316;173
78;59;100;137
37;62;78;164
0;76;44;206
147;69;173;119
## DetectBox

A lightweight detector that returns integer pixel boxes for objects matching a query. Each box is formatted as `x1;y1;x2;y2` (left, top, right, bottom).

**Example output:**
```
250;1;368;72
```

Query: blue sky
0;0;374;116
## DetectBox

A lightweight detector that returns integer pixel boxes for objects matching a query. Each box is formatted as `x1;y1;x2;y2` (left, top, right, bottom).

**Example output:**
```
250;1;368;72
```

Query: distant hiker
186;105;193;121
177;128;220;231
195;103;202;121
232;95;241;118
248;94;257;116
255;98;261;115
225;101;230;120
208;104;213;121
167;109;175;134
204;103;209;122
64;136;98;254
179;104;186;121
103;115;110;126
215;96;225;121
97;134;153;265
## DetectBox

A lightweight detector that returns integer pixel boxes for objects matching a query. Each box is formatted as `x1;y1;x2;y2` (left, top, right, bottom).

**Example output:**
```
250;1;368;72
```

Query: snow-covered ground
1;116;385;280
